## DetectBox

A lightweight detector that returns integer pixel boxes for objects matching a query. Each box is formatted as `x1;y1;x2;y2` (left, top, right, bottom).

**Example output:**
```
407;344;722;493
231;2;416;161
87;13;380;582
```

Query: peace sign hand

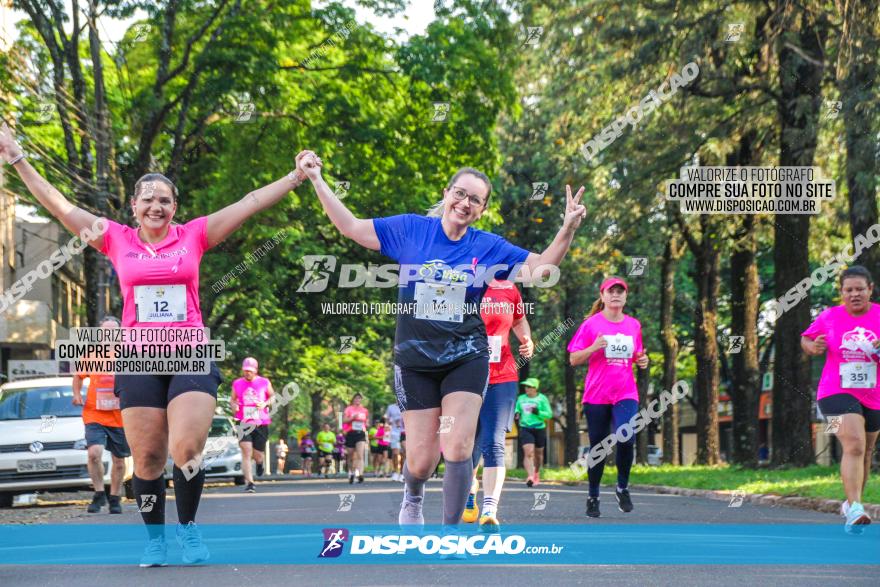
563;184;587;231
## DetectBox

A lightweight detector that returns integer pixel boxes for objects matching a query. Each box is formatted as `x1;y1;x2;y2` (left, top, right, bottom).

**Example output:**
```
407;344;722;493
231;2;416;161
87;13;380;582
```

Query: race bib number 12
134;284;187;323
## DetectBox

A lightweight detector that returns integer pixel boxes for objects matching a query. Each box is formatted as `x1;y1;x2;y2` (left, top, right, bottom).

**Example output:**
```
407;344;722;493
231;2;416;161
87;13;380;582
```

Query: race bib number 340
840;362;877;389
604;334;634;359
134;285;187;323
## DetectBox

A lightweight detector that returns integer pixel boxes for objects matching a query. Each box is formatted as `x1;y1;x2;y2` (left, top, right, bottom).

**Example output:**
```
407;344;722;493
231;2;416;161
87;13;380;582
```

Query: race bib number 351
134;285;187;323
840;362;877;389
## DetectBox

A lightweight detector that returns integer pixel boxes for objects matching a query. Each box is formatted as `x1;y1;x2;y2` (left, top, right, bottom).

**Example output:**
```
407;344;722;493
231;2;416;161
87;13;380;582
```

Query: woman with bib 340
567;277;648;518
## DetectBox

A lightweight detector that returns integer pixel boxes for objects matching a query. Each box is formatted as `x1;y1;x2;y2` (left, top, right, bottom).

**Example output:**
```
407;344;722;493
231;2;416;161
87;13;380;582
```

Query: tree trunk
693;221;721;465
730;214;761;466
310;391;322;445
728;134;761;467
562;286;581;464
771;4;827;467
636;367;649;464
840;0;880;279
660;232;681;465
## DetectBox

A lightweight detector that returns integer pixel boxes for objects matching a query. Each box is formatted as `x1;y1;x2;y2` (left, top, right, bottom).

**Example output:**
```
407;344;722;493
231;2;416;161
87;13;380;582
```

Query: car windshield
209;418;233;437
0;386;81;420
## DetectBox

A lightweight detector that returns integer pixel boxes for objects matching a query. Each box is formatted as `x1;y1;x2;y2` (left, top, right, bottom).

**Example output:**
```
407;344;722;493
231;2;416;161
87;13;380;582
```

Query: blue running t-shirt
373;214;531;371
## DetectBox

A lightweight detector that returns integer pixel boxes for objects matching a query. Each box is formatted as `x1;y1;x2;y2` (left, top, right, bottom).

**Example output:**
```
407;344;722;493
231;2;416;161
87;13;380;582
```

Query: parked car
0;376;134;507
647;445;663;466
164;415;244;485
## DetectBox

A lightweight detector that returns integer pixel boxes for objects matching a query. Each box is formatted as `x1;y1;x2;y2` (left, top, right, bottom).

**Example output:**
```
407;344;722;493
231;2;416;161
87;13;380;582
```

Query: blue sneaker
176;522;210;564
138;536;167;567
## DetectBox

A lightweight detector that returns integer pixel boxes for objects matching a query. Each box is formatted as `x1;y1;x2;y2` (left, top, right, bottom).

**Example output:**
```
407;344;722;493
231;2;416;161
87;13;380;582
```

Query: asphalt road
1;477;877;586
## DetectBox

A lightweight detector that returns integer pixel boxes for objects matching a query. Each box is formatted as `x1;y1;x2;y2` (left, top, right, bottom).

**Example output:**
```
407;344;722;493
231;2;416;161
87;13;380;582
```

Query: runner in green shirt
316;424;337;478
515;378;553;487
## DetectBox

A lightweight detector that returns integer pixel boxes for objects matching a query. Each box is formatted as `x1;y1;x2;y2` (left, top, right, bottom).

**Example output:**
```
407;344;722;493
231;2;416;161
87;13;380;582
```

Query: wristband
7;153;25;166
287;169;307;185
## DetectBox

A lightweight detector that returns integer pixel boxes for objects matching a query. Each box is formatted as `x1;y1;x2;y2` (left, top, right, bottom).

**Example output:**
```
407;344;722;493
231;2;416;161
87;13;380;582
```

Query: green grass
503;464;880;504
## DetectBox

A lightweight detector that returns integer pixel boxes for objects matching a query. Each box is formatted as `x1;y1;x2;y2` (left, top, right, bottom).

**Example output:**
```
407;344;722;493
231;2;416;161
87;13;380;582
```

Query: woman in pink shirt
802;265;880;532
567;277;648;519
343;393;370;484
1;123;313;566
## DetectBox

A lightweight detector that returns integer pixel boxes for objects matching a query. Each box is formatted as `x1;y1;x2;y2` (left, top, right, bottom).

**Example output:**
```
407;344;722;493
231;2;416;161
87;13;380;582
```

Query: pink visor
600;277;628;292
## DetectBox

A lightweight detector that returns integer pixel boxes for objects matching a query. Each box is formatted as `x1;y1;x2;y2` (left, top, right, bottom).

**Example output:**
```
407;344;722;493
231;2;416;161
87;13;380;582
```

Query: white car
0;376;134;507
164;415;244;485
647;445;663;466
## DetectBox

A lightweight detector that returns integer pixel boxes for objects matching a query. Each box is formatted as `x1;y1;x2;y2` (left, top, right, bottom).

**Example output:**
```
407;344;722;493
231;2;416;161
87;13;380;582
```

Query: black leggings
583;400;639;498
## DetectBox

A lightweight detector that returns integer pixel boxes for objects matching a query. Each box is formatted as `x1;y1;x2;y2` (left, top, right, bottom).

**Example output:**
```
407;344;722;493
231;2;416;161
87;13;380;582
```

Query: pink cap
600;277;628;292
242;357;258;372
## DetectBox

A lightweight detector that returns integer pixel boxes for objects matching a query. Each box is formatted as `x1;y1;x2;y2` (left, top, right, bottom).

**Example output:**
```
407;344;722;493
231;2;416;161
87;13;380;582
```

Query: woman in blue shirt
295;151;586;530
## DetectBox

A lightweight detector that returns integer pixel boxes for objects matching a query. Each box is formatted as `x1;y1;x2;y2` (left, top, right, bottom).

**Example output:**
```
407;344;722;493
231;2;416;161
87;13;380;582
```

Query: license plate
17;458;56;473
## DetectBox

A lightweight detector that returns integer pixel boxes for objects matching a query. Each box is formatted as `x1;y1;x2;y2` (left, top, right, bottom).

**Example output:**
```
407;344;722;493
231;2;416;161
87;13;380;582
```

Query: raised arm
520;185;586;281
297;150;380;251
0;123;104;249
205;154;310;248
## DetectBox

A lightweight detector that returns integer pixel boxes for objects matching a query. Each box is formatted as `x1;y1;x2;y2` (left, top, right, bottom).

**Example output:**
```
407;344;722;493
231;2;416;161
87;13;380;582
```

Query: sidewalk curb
633;483;880;518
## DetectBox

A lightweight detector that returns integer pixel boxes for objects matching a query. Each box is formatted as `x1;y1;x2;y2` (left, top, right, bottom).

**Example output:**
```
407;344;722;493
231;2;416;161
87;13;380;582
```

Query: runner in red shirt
461;280;533;532
72;316;130;515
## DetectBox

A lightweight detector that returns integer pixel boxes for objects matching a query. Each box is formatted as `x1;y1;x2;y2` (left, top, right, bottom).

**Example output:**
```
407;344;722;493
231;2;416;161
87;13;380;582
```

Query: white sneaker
840;500;850;517
398;497;424;526
845;502;872;534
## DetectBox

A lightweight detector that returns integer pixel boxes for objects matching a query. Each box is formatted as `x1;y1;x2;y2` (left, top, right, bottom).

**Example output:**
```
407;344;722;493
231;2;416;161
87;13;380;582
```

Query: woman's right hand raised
295;150;323;181
0;122;24;163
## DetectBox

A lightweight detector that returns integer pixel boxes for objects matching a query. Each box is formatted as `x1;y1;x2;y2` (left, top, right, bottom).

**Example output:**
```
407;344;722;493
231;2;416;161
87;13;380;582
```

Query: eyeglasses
449;185;487;207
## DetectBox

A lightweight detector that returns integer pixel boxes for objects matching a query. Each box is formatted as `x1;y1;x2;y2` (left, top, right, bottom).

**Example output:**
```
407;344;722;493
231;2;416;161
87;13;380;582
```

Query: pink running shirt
802;304;880;409
232;376;272;425
343;405;369;433
567;312;644;404
100;217;210;327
